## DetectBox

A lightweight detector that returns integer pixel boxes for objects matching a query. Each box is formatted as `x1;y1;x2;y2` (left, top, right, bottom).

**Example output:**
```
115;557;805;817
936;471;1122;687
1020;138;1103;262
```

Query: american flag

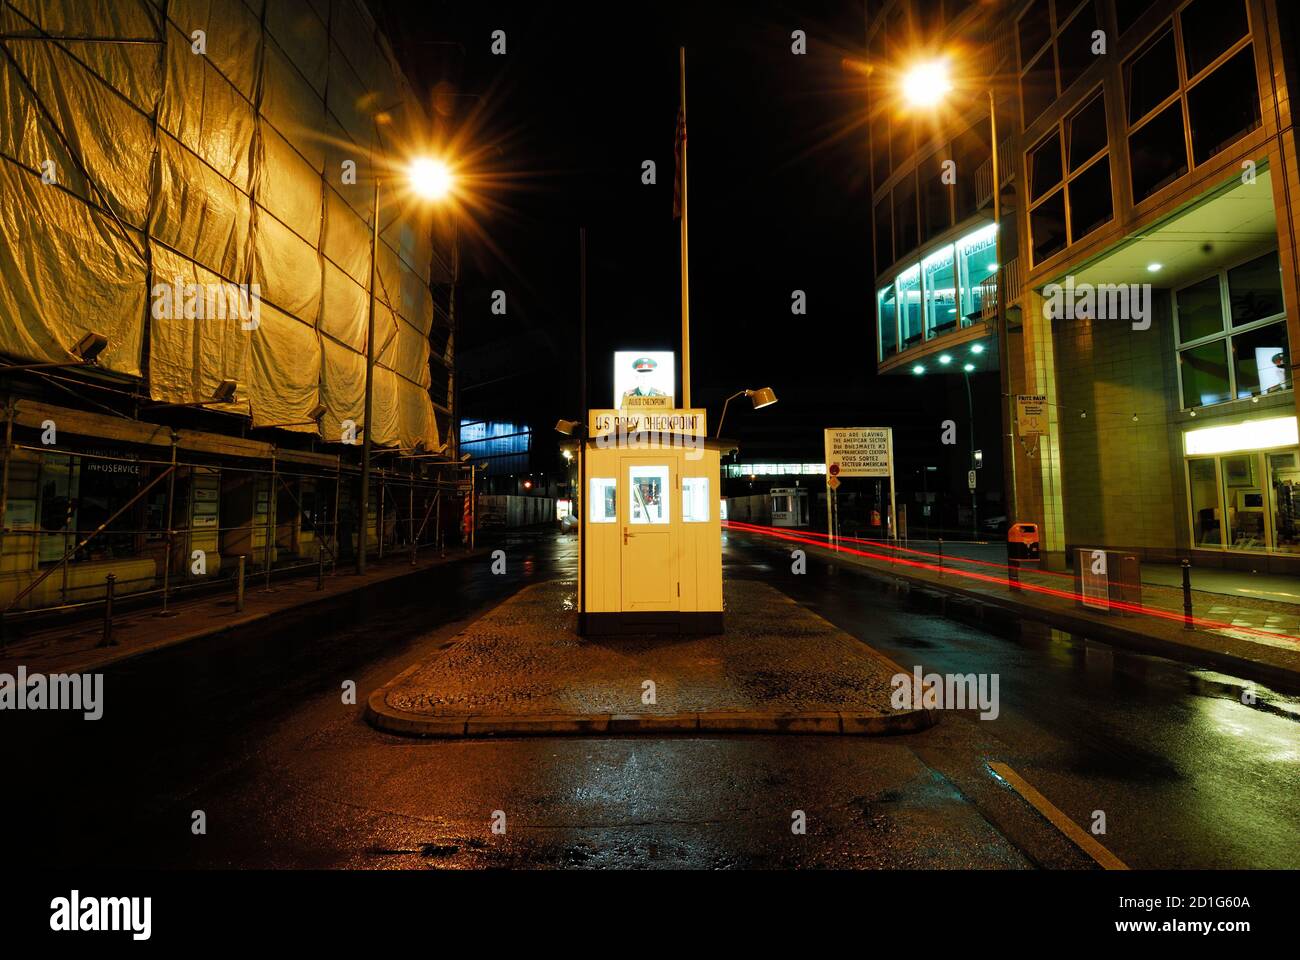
673;106;686;219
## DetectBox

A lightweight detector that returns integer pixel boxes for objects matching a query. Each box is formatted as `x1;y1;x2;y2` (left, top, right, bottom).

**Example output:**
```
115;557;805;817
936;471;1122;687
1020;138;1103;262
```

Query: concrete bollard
236;555;246;613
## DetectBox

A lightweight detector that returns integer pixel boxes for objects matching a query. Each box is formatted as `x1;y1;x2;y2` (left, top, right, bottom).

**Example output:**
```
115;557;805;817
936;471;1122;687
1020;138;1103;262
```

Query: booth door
620;458;677;611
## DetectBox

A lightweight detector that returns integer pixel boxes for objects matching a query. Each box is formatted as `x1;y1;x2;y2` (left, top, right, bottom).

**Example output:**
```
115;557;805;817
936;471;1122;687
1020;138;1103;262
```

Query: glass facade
1185;444;1300;554
877;223;997;360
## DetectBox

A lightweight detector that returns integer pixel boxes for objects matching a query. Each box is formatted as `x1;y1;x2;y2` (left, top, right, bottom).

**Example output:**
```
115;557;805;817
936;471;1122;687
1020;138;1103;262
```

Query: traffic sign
829;463;840;476
968;470;977;490
827;475;841;491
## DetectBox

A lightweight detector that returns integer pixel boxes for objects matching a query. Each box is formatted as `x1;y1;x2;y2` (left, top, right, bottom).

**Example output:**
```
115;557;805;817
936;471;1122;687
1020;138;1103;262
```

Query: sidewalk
0;548;487;677
367;578;934;737
726;524;1300;691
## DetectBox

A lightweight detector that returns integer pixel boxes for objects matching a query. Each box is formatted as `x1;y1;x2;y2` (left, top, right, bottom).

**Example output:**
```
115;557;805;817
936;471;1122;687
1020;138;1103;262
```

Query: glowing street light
358;152;456;575
407;156;453;200
901;59;952;108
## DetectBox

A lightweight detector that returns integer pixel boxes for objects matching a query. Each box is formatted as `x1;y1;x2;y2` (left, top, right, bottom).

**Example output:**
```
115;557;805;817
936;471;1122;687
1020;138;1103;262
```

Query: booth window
628;466;669;524
682;477;710;522
589;477;616;523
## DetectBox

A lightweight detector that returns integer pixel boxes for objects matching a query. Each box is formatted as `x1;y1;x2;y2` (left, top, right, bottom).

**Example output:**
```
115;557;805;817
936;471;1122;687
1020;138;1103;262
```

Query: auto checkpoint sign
824;427;893;478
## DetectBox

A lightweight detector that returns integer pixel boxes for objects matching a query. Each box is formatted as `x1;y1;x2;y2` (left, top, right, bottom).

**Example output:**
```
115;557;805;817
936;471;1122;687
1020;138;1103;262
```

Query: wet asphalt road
9;528;1299;869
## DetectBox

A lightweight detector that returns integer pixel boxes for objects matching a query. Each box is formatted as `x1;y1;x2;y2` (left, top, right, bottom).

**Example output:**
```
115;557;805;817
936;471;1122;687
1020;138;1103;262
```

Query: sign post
824;427;895;542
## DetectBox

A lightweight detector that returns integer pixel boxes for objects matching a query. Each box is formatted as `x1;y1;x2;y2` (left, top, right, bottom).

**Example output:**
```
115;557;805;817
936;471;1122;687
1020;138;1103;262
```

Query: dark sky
371;0;1000;491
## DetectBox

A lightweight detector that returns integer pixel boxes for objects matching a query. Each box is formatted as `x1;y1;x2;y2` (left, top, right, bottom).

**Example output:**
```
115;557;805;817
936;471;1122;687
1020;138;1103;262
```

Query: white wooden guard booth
579;408;734;635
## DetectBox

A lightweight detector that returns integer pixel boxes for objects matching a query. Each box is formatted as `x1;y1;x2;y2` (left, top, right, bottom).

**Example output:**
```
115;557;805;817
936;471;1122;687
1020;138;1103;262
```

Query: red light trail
723;520;1300;645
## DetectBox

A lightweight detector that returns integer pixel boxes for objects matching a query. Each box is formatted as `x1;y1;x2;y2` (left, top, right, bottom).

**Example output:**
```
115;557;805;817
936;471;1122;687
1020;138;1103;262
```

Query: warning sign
824;427;893;478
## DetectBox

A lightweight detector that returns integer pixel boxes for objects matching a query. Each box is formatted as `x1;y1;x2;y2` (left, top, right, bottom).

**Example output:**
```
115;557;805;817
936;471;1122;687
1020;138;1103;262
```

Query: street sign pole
887;428;897;543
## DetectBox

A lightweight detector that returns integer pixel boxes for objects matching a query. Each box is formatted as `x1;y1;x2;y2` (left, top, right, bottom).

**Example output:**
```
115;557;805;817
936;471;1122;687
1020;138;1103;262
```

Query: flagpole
679;45;691;409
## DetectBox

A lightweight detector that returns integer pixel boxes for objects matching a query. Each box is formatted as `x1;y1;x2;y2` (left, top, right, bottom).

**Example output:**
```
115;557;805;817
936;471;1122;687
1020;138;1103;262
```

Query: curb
365;686;936;738
770;537;1300;694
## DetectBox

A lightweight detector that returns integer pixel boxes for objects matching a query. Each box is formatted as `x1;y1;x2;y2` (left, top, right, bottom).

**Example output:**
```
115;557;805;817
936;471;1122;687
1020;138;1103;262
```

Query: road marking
987;761;1129;870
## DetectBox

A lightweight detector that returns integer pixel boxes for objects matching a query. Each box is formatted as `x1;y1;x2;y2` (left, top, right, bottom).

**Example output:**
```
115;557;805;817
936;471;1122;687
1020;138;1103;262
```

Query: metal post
358;175;380;575
469;464;476;550
331;459;341;574
317;541;325;591
409;468;416;566
264;450;276;590
157;435;178;617
989;89;1018;527
0;398;13;567
938;537;943;578
435;488;443;557
236;554;246;612
1009;557;1020;592
964;370;978;539
378;471;386;561
99;574;116;646
1181;559;1193;629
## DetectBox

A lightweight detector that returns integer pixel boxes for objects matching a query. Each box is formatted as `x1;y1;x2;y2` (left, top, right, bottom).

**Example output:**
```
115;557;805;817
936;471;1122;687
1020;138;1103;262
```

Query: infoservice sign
614;351;675;410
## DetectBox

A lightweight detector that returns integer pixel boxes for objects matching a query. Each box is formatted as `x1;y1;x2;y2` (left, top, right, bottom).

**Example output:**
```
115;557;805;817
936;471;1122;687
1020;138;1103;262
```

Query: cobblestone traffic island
367;578;933;737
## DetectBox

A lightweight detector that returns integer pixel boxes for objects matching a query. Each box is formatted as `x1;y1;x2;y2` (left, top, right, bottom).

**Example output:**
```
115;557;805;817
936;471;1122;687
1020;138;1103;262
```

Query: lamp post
900;59;1017;530
716;387;777;438
357;156;453;575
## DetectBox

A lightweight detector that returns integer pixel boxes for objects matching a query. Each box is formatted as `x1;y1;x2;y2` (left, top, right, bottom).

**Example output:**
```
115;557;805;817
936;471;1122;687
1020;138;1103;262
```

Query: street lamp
900;55;1016;528
716;387;777;438
358;154;455;575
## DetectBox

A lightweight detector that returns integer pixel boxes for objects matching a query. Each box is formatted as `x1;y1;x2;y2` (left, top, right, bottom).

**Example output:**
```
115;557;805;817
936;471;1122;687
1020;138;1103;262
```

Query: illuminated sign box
614;351;675;410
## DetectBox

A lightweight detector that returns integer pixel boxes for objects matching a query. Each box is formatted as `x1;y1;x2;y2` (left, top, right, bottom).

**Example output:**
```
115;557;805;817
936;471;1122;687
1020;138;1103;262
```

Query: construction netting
0;0;443;450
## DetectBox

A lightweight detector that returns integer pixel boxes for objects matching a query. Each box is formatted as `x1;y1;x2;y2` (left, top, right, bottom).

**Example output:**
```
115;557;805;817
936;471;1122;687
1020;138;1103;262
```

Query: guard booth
770;486;809;528
579;408;732;635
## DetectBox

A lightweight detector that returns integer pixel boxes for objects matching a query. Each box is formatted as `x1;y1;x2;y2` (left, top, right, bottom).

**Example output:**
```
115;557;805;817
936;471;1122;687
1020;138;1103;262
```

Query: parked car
982;514;1008;534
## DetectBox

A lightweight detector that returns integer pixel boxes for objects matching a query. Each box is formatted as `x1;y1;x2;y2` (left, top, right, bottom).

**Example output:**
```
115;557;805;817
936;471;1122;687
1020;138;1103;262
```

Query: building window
923;244;958;338
897;263;923;348
878;283;898;360
1129;100;1187;201
1026;89;1111;264
956;224;997;325
893;173;918;262
1175;251;1290;408
874;195;893;276
920;150;953;242
1018;0;1102;128
1125;5;1259;203
1187;45;1260;166
1187;456;1223;546
871;112;890;193
1181;0;1249;78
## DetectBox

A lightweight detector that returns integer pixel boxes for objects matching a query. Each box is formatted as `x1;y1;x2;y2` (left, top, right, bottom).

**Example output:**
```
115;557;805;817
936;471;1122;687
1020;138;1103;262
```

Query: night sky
371;0;1000;496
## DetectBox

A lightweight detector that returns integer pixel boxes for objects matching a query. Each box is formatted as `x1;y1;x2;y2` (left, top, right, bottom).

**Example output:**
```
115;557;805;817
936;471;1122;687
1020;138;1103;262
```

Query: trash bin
1007;522;1040;560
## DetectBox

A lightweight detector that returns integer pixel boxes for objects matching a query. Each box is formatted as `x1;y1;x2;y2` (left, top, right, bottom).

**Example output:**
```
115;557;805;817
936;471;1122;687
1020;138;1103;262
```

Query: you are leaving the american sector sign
823;427;893;478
